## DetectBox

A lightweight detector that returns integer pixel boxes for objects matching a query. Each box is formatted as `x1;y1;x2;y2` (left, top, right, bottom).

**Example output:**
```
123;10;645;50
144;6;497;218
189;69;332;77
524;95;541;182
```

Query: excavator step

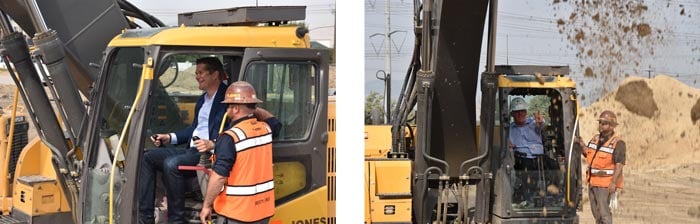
0;215;26;224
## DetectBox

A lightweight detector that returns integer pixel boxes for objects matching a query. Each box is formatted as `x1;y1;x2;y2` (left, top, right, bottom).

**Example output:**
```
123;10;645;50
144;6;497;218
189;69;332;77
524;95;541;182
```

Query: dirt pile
577;75;700;223
579;75;700;169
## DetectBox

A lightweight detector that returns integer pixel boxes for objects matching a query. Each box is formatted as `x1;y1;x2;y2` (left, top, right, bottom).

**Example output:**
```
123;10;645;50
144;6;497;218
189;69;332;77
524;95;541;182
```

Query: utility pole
383;0;392;124
369;1;405;124
506;34;509;65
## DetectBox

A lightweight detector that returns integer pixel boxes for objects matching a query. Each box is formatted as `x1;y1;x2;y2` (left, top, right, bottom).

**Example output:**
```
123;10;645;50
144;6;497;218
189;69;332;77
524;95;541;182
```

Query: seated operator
138;57;228;223
507;97;545;206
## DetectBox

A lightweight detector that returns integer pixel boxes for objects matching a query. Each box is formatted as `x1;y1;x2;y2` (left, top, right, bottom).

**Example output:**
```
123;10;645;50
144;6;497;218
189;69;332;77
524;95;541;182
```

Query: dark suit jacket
173;83;228;145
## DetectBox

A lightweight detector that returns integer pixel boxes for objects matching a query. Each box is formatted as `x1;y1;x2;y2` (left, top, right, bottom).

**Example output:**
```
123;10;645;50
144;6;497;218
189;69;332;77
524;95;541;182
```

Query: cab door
238;48;329;210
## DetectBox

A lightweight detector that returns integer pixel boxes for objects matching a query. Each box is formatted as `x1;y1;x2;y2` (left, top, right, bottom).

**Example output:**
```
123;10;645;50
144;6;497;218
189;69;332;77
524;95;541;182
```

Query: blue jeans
139;147;200;224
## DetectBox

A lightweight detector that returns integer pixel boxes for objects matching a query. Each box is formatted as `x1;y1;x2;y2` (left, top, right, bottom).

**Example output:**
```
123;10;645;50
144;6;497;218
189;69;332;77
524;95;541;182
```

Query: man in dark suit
139;57;228;224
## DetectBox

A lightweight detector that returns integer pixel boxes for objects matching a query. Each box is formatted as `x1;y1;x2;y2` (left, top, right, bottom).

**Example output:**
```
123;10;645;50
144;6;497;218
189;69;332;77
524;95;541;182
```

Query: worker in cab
200;81;281;224
576;110;625;224
139;57;228;224
507;96;545;206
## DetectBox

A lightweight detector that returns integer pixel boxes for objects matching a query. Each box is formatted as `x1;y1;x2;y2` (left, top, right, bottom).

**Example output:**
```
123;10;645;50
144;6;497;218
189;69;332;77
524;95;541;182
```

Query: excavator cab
0;3;334;224
488;65;581;222
76;7;333;224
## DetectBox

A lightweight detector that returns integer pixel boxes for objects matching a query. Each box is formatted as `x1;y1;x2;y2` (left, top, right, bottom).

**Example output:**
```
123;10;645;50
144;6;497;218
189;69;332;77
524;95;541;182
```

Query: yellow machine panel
10;138;71;217
364;125;393;158
326;97;336;221
109;26;309;48
497;75;576;88
271;187;329;224
366;160;412;223
273;162;307;200
13;176;64;216
374;161;411;196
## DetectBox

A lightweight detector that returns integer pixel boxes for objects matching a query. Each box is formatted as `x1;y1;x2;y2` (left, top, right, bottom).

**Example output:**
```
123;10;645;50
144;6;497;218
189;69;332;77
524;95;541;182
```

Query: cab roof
108;26;309;48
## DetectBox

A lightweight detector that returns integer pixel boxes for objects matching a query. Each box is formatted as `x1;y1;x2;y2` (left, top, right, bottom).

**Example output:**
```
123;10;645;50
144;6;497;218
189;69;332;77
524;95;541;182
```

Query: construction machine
365;0;582;223
0;1;335;223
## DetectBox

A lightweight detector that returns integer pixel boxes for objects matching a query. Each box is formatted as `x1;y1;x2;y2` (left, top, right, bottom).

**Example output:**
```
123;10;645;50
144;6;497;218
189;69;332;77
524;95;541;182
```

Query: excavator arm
391;0;490;222
0;1;162;222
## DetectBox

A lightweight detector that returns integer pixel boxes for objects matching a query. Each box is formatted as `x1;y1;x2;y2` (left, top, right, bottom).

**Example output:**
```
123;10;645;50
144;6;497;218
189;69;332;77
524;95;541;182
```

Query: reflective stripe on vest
231;127;247;140
588;143;614;154
235;134;272;152
598;146;614;154
590;168;615;176
226;180;274;196
588;143;597;149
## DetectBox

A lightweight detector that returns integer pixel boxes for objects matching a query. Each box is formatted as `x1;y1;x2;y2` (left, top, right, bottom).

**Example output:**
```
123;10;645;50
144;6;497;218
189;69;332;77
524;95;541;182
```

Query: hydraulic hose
440;178;448;224
455;181;463;223
459;142;489;175
118;0;165;27
219;112;228;133
420;84;449;174
420;167;443;223
1;87;18;197
109;58;152;224
567;116;579;206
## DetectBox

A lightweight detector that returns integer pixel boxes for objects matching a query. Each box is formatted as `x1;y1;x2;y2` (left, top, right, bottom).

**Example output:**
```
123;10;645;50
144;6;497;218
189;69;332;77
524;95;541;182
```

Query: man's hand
508;140;514;150
194;139;215;152
608;182;617;194
254;108;274;121
199;206;212;224
151;134;170;147
534;110;545;125
575;136;585;147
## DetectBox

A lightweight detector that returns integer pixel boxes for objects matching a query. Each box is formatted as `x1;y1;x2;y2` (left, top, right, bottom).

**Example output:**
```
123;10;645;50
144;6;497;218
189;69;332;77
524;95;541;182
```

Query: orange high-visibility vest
214;116;275;222
585;134;623;188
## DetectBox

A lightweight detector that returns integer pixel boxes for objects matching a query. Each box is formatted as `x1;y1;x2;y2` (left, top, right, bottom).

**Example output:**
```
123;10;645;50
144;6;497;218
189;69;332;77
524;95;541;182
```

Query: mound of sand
577;75;700;223
578;75;700;170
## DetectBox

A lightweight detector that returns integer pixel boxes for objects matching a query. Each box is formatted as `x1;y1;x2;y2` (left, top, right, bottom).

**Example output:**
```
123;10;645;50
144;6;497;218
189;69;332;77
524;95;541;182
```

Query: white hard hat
510;97;528;112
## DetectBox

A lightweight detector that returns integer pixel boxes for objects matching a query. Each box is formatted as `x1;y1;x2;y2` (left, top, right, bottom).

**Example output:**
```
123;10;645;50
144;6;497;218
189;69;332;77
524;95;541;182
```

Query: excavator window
244;61;318;141
504;89;568;212
100;47;145;138
242;60;319;202
83;46;145;223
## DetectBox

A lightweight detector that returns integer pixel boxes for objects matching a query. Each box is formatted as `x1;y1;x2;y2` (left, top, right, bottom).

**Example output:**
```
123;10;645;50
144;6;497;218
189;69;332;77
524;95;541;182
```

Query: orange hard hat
221;81;263;104
597;110;618;125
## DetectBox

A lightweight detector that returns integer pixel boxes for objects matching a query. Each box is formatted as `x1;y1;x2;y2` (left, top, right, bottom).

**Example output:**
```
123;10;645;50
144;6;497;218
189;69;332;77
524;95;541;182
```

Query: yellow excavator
365;0;582;223
0;1;334;223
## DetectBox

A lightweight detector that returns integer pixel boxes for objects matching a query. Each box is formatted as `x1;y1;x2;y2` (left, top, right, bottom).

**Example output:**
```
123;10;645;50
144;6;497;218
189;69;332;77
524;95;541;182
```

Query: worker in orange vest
576;110;626;224
200;81;280;224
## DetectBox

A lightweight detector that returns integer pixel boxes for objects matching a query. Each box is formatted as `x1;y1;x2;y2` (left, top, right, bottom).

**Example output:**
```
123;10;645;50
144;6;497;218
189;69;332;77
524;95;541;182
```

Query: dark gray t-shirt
597;134;626;165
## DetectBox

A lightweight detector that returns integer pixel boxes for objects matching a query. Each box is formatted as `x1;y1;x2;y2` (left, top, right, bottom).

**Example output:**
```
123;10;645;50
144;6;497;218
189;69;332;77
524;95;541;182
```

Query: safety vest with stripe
585;134;623;188
214;116;275;222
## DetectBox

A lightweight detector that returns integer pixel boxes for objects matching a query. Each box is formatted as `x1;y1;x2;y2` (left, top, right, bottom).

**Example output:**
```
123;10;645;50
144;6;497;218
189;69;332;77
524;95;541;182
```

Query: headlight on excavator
384;205;396;215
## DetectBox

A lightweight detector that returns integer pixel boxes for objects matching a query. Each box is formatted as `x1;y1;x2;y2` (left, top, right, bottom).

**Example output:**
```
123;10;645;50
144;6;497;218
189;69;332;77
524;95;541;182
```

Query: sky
130;0;336;47
365;0;700;106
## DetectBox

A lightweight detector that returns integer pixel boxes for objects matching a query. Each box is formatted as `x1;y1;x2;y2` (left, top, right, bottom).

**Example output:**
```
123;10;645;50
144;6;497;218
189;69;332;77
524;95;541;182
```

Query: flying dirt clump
551;0;670;101
692;98;700;124
614;80;658;118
